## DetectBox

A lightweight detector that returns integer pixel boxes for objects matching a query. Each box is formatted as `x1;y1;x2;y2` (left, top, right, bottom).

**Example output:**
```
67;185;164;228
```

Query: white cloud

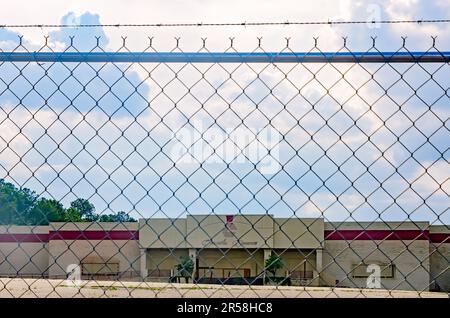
0;2;449;221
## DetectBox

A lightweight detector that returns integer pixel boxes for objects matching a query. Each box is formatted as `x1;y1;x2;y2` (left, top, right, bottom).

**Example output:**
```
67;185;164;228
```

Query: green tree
98;214;114;222
69;198;97;221
265;253;283;278
0;179;138;224
0;180;37;225
0;179;19;224
113;211;136;222
98;211;136;222
64;207;83;222
29;198;65;225
177;256;194;283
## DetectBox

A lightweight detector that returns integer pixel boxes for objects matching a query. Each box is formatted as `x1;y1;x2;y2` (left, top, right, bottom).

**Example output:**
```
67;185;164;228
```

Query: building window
351;263;395;278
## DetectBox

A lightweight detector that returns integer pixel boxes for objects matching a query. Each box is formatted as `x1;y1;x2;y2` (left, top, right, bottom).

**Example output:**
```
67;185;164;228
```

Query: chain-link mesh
0;36;449;298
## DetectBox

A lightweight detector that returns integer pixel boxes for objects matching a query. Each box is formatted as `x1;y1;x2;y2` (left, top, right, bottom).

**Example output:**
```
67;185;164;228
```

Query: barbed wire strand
0;18;450;29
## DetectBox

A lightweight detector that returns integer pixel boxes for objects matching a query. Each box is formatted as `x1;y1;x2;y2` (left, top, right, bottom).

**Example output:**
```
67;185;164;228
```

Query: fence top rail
0;51;449;63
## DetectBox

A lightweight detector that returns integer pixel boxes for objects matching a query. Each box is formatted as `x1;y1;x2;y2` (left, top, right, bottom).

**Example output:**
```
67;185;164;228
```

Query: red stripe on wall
0;231;139;242
429;233;450;243
48;230;139;241
0;233;49;243
324;230;430;241
0;229;448;243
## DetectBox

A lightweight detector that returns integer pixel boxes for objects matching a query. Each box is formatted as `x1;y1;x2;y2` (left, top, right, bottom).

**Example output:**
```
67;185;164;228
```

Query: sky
0;0;449;225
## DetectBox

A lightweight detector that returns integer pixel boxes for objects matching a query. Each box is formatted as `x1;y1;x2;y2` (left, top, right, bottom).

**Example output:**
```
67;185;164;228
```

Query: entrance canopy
139;215;324;249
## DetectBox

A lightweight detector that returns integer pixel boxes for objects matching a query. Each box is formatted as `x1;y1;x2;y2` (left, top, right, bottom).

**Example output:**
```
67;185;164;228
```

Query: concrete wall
322;240;430;291
49;222;138;232
429;225;450;292
273;218;324;249
48;239;140;278
324;221;430;231
322;222;431;291
47;222;140;278
0;226;49;277
139;215;325;250
139;218;187;249
186;215;274;249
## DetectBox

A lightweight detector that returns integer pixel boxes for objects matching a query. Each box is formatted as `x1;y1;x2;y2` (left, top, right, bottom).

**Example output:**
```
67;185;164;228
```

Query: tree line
0;179;136;225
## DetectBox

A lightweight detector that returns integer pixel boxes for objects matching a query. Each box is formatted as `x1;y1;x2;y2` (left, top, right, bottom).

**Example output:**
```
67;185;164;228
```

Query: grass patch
90;286;118;291
180;286;209;290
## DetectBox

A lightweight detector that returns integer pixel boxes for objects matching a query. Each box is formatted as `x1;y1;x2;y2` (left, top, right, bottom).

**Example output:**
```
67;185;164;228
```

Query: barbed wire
0;18;450;29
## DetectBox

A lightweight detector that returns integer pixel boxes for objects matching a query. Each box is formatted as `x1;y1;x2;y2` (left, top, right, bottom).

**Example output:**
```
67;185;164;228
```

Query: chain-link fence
0;36;449;298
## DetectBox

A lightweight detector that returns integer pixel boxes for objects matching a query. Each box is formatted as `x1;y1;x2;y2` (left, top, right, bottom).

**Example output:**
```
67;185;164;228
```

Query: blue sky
0;1;449;224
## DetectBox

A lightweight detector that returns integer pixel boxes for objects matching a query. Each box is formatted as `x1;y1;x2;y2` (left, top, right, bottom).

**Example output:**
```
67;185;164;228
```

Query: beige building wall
0;242;49;276
139;215;325;250
273;218;324;249
139;218;187;249
48;239;140;278
0;226;49;276
322;222;431;291
429;225;450;292
186;215;274;249
49;222;138;232
324;221;430;231
322;240;430;291
47;222;140;279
